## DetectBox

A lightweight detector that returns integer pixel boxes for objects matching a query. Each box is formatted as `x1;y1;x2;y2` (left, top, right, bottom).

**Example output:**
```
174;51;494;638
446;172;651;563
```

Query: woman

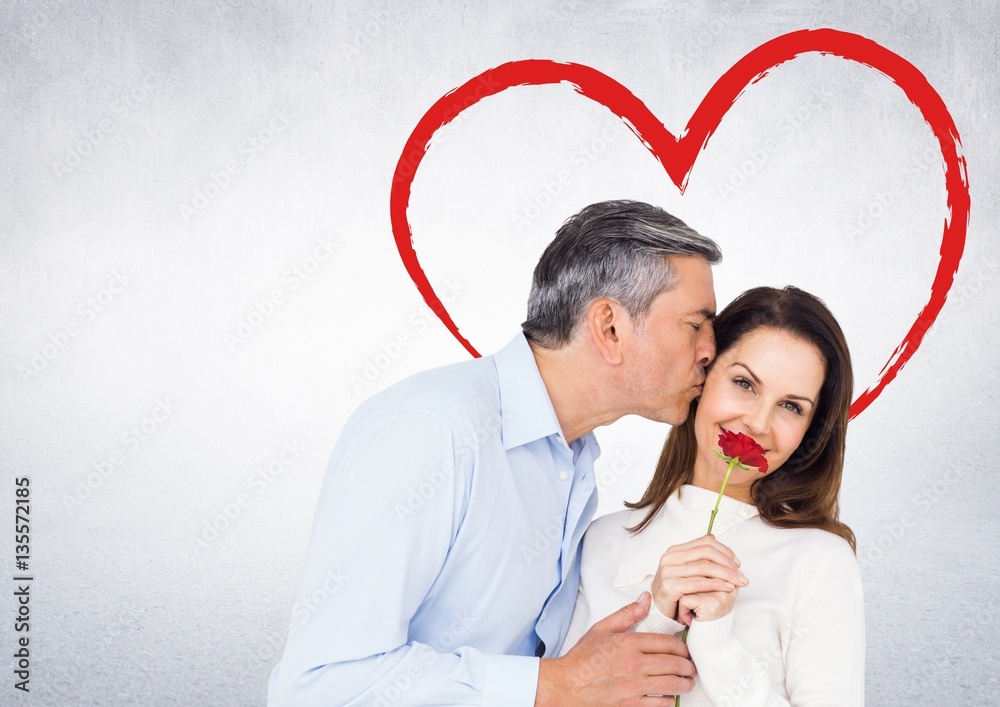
560;286;864;705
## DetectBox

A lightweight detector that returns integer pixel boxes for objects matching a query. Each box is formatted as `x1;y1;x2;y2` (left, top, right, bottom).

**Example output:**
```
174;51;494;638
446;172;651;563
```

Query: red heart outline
390;28;970;420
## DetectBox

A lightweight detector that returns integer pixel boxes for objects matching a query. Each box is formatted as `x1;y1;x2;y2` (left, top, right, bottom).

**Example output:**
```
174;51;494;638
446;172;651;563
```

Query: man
269;200;729;705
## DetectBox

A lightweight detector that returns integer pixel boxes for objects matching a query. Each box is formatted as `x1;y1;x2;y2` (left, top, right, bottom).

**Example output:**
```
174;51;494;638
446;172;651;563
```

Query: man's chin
657;407;691;427
663;398;699;427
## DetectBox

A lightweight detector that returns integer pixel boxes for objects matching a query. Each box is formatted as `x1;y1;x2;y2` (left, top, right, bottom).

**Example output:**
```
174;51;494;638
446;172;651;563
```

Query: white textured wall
1;1;997;704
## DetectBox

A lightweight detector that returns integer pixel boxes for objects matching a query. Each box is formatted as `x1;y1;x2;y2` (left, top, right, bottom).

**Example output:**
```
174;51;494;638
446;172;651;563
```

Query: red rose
717;430;768;473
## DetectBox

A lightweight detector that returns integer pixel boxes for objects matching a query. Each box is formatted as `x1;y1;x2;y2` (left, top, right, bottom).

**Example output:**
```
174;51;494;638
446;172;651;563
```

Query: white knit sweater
560;484;865;706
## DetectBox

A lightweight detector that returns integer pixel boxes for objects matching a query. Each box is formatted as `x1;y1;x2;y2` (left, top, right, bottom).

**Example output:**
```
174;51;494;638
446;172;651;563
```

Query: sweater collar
613;485;760;589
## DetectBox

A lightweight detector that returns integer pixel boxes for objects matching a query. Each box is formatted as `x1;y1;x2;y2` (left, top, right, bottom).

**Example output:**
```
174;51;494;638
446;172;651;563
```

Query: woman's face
691;326;826;502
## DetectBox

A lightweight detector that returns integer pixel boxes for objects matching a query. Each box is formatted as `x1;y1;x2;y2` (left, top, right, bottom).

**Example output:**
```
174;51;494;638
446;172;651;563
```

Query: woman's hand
677;586;739;625
649;535;747;620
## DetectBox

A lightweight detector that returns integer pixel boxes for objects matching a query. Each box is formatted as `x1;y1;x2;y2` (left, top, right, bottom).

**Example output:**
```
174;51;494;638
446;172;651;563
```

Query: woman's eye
734;377;752;391
782;401;804;415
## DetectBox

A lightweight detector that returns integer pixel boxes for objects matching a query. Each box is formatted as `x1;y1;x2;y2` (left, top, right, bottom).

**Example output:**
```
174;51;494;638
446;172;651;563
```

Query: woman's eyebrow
785;394;816;404
732;361;816;405
732;361;761;384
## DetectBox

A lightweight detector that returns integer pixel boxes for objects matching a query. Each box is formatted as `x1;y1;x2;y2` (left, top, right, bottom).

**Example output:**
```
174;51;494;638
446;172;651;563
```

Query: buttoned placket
708;505;755;536
535;433;599;649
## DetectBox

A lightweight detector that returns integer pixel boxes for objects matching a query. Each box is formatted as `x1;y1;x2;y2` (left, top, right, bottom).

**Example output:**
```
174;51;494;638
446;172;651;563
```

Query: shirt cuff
632;599;686;635
483;654;540;707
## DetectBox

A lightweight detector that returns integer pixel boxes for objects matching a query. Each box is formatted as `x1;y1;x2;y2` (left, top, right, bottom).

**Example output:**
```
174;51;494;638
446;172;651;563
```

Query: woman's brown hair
626;286;856;552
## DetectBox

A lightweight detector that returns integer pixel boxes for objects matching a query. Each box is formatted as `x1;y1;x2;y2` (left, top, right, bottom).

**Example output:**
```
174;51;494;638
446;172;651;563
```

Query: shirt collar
613;485;759;588
493;332;566;451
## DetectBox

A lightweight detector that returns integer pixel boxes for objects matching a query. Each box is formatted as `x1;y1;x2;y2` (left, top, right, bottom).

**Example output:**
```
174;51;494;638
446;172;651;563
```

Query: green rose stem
674;451;741;707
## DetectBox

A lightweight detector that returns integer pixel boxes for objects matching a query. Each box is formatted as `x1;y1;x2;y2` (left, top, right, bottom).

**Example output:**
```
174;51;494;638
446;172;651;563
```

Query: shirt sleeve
685;540;865;707
268;412;540;706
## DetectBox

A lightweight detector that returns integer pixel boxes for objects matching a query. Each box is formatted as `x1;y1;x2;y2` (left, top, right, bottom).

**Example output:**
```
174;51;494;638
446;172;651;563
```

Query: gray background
1;0;998;704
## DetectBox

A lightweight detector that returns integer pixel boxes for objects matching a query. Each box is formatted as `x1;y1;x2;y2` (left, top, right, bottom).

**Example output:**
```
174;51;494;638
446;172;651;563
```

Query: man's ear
586;298;626;365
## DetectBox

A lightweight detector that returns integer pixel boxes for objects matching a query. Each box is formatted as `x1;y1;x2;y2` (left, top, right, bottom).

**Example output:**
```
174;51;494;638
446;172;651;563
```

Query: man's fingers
636;652;697;679
591;592;652;633
626;631;691;659
641;675;697;698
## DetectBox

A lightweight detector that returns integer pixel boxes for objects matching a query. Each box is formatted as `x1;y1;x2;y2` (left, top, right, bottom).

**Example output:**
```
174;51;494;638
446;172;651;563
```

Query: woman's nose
743;403;771;439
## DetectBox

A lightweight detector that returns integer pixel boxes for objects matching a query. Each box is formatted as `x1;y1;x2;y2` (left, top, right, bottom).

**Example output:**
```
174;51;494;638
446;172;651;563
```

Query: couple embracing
269;200;864;706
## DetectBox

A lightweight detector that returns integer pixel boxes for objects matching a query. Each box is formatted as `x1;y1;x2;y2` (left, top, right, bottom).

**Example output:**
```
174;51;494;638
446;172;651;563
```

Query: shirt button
558;470;569;481
740;509;750;517
541;611;547;621
630;574;639;582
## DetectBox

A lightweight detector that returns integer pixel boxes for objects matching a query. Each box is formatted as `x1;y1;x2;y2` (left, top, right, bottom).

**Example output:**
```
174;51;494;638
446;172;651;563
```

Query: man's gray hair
522;200;722;348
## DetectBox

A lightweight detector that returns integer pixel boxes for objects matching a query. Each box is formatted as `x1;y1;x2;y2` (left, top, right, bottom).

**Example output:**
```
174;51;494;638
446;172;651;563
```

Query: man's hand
534;592;696;706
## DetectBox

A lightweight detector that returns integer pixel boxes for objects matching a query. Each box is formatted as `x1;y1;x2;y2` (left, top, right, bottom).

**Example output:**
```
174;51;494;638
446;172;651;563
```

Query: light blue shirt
268;333;601;706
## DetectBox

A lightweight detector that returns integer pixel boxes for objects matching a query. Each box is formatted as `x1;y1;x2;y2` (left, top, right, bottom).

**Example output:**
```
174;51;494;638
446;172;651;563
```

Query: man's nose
696;327;716;368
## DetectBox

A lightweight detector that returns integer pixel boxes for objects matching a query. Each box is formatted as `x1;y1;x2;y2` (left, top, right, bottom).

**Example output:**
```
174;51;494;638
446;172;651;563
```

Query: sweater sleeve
632;598;686;636
783;540;865;705
686;612;790;707
686;539;864;706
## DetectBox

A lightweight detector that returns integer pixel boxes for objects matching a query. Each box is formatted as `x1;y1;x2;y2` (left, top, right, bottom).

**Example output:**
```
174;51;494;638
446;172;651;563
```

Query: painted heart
389;28;969;419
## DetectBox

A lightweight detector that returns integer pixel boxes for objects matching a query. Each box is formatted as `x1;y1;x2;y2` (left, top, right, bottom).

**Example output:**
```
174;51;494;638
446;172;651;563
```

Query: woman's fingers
677;589;739;624
665;535;739;563
661;540;741;570
651;536;748;620
659;555;747;587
